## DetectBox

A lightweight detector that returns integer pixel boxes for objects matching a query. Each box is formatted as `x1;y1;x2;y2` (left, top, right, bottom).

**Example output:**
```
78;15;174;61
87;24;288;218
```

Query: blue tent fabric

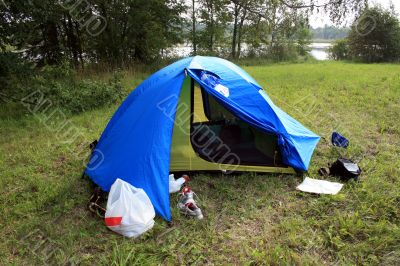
86;57;191;221
85;56;320;221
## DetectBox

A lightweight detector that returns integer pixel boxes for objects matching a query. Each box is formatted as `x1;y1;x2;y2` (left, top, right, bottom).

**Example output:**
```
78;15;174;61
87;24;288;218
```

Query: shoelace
178;191;200;204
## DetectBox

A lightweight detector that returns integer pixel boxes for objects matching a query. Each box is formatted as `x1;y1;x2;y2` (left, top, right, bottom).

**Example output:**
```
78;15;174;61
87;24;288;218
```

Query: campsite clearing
1;61;399;265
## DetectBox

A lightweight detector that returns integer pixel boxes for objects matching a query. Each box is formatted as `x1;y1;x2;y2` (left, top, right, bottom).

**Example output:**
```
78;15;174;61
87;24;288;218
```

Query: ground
0;61;399;265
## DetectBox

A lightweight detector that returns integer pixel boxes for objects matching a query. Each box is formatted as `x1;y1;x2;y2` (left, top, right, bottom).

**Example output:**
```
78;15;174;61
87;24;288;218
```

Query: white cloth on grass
296;177;343;195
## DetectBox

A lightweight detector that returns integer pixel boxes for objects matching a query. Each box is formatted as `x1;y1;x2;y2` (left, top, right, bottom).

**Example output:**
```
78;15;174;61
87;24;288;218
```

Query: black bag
329;158;361;181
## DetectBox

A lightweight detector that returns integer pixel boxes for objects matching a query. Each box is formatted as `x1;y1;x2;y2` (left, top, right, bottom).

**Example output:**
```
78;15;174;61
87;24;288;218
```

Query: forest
310;25;349;41
1;0;369;67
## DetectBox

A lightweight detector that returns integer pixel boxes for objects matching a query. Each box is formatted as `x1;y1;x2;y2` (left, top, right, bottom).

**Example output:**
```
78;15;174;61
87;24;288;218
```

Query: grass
1;61;399;265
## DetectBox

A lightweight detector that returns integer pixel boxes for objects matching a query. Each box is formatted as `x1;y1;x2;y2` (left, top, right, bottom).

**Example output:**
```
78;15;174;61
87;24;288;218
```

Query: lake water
165;42;332;61
309;43;331;60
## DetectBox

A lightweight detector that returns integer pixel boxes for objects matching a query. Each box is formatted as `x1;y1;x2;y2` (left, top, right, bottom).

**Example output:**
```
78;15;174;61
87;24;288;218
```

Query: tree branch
280;0;343;9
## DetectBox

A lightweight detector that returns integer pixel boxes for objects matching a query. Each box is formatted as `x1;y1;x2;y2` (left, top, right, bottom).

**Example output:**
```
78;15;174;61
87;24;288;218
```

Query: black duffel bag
329;158;361;181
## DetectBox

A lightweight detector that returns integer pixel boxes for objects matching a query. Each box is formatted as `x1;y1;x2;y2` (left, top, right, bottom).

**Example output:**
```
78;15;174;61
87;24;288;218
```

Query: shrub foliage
0;54;124;114
328;39;350;60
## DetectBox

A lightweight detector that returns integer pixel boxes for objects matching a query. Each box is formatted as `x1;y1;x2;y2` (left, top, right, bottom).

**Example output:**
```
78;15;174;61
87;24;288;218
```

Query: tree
90;0;186;65
295;25;312;56
1;0;66;65
229;0;263;59
197;0;229;54
347;7;400;62
236;0;310;60
328;39;350;60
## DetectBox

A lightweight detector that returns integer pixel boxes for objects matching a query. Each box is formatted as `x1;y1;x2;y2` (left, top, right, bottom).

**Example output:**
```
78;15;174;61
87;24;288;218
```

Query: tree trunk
192;0;197;55
231;5;239;58
42;21;61;65
74;22;84;70
237;6;247;59
67;15;79;67
209;2;214;51
269;8;277;55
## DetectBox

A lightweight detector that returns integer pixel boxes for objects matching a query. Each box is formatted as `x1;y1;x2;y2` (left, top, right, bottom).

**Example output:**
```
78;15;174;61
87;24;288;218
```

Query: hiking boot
178;187;203;219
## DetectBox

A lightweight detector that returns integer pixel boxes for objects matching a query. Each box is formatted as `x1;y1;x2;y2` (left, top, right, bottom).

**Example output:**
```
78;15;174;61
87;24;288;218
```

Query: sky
309;0;400;28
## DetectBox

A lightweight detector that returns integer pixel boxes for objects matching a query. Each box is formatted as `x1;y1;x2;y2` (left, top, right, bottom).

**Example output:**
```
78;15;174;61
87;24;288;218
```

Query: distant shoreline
311;39;336;43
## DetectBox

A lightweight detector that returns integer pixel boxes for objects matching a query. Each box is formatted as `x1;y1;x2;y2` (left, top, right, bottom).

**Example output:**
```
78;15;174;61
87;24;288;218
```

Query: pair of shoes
177;186;203;219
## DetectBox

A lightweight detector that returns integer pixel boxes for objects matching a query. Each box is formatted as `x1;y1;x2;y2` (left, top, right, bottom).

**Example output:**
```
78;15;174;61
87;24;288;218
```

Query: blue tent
85;56;320;221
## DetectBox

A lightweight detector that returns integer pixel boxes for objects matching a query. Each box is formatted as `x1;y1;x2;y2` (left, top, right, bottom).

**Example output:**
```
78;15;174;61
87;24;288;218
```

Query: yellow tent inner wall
169;76;295;174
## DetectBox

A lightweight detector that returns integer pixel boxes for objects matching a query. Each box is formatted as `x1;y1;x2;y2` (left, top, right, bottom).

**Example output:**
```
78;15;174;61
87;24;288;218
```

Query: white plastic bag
105;179;155;238
169;174;185;193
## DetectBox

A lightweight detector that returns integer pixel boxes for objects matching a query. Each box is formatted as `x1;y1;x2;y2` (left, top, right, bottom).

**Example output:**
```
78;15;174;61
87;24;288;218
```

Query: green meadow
1;61;399;265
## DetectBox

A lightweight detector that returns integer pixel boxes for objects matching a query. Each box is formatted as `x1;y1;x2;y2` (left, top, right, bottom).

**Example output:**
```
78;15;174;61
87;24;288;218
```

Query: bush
328;39;350;60
29;69;125;114
0;54;125;114
265;43;299;62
